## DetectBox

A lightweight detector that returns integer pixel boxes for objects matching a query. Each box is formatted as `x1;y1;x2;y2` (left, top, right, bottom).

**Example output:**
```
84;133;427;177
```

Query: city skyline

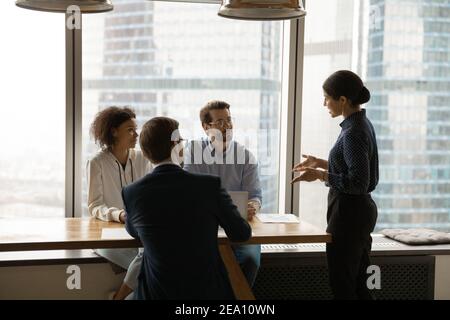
366;0;450;231
300;0;450;232
2;0;450;233
82;0;283;215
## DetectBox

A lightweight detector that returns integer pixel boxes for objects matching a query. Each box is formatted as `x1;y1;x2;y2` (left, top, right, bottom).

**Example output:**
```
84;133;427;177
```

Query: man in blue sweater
184;100;262;287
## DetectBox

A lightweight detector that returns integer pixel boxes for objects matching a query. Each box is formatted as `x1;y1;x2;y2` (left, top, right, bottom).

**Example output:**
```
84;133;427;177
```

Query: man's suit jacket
122;164;252;300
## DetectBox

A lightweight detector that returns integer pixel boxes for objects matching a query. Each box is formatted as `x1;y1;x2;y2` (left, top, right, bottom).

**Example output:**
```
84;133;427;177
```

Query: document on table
256;213;300;223
101;228;133;240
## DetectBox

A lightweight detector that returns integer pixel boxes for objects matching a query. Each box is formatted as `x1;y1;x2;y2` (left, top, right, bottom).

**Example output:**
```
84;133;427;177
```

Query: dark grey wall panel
253;254;434;300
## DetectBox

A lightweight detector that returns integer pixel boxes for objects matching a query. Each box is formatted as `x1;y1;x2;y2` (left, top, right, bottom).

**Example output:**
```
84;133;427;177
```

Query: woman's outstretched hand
291;167;324;184
293;154;327;171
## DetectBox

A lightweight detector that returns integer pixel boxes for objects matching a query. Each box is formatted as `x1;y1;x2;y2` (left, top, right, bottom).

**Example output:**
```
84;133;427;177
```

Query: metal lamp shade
15;0;113;13
218;0;306;20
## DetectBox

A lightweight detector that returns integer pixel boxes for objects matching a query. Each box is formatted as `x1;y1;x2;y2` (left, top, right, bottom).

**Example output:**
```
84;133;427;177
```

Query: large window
0;2;65;218
5;0;449;233
81;0;283;215
300;0;450;232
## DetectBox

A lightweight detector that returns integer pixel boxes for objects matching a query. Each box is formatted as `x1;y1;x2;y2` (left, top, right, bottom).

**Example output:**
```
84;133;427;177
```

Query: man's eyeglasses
175;138;186;147
208;117;234;128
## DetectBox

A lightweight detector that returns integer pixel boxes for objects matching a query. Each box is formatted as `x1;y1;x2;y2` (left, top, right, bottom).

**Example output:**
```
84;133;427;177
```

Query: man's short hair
139;117;179;163
199;100;230;125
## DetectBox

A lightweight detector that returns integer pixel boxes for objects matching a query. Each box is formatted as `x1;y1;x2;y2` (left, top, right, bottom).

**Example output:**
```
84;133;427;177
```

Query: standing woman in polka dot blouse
292;70;379;299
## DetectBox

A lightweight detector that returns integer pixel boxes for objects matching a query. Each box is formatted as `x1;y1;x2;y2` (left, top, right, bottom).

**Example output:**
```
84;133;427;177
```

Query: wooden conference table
0;217;331;300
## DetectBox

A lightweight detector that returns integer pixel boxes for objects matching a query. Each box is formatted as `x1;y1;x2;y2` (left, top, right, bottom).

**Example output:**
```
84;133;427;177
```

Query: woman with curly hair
87;106;151;299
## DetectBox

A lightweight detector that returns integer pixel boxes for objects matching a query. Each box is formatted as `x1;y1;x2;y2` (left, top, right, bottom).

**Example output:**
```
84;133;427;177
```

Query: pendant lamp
218;0;306;20
15;0;113;13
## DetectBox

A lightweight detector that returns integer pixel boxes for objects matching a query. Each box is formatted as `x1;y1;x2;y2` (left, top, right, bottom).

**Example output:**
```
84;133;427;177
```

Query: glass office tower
82;1;283;215
366;0;450;231
301;0;450;232
300;0;357;228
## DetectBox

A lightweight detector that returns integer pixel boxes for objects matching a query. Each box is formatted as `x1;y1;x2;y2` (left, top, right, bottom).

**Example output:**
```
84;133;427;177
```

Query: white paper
256;213;299;223
218;228;226;237
101;228;133;240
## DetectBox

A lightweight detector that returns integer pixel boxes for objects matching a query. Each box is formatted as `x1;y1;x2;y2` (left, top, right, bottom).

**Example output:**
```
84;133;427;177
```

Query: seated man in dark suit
122;116;252;300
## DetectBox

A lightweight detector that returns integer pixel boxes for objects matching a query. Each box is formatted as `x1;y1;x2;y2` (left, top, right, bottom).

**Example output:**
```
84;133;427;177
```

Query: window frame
65;1;305;217
66;13;83;217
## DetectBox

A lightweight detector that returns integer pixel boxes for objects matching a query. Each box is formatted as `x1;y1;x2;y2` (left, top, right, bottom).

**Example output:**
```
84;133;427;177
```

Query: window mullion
65;14;83;218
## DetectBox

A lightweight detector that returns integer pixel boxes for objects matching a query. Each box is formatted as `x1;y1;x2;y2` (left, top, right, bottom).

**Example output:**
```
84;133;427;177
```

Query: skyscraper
82;1;282;215
300;0;450;232
300;0;357;228
366;0;450;231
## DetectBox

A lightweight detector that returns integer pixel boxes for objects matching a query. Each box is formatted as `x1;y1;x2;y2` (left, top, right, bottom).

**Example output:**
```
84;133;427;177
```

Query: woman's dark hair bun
355;86;370;105
323;70;371;107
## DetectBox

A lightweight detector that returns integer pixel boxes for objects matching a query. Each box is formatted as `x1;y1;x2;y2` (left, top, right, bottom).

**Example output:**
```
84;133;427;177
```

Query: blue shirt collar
339;109;366;129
